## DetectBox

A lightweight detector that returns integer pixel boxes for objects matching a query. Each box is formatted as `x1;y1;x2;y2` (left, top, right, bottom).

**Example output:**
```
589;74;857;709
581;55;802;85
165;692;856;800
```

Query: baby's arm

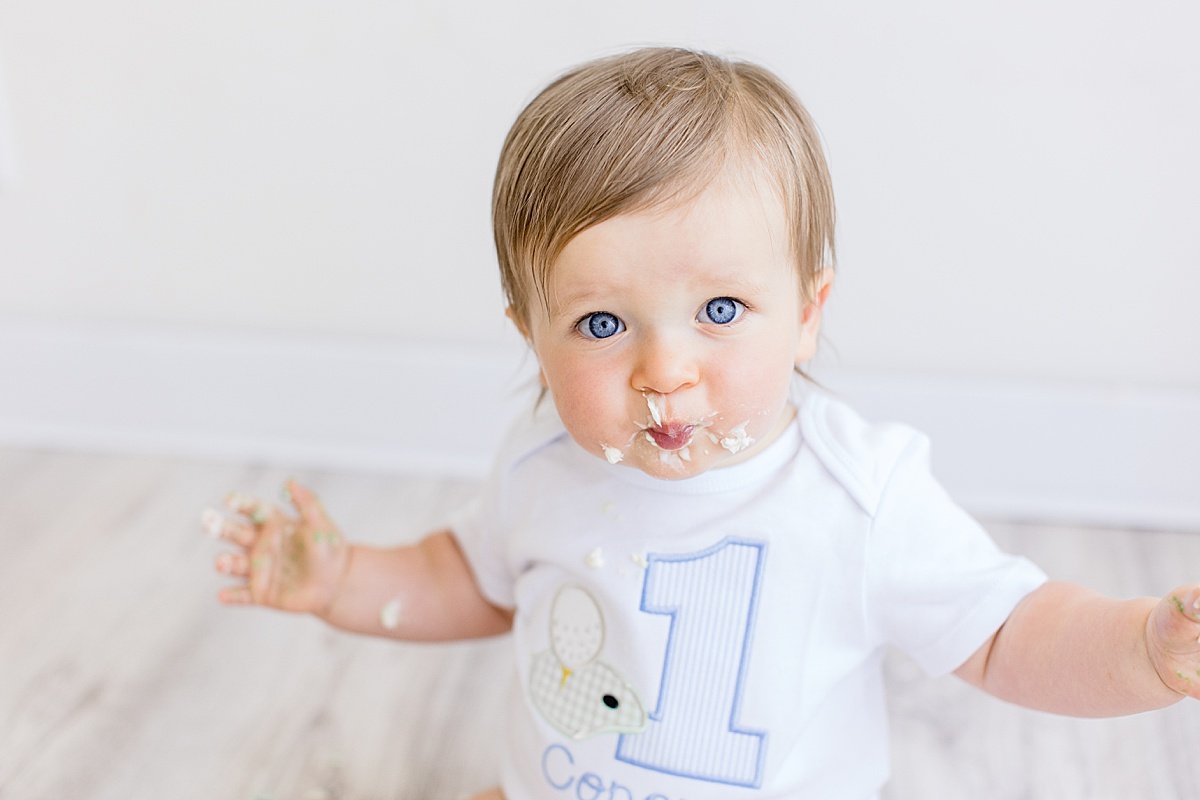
954;580;1191;716
318;531;513;640
206;480;512;642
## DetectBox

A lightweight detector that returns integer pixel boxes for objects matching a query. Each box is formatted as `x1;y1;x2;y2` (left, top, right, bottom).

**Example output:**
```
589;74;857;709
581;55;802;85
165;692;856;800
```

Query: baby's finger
215;551;249;578
1150;585;1200;661
201;508;255;548
286;479;335;531
248;526;282;604
1167;585;1200;626
225;491;281;527
218;585;253;605
225;490;260;516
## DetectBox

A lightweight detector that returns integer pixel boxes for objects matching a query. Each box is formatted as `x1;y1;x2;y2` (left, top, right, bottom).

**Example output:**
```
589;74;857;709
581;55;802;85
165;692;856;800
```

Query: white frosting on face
658;449;691;469
644;393;665;427
585;547;605;569
720;421;755;454
614;399;752;469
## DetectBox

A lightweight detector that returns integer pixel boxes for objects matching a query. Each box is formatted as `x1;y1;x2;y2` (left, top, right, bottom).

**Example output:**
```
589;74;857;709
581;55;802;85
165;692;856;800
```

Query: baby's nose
630;334;699;396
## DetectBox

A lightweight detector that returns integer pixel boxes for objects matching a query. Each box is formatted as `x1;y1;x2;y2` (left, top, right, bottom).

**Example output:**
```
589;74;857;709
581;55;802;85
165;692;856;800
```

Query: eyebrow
550;287;610;314
550;272;772;314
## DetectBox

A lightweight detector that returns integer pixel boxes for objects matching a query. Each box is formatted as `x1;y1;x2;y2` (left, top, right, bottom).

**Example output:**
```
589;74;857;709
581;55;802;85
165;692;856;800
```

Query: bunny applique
530;584;647;740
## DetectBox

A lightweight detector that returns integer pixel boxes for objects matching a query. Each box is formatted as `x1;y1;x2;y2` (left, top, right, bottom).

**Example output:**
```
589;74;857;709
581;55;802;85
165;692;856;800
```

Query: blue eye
701;297;744;325
578;311;624;339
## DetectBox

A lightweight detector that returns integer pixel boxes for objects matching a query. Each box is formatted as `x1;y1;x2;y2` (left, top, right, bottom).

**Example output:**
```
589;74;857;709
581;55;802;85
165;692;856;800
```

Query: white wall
1;1;1197;527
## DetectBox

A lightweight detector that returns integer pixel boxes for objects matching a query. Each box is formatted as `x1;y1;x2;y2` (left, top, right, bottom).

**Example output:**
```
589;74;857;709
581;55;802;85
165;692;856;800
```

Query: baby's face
524;168;828;480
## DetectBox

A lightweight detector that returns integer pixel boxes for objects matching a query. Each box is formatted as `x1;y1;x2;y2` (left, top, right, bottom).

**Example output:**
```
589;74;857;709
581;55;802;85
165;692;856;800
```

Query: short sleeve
863;434;1047;676
446;463;516;610
446;402;567;610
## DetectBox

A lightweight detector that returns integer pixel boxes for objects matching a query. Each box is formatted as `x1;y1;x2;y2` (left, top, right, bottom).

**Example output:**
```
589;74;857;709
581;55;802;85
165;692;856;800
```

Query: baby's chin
630;450;711;480
590;437;736;481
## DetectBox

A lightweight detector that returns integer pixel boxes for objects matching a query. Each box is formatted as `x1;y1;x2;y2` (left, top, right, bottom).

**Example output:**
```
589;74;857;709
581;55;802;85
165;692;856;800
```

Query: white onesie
450;383;1047;800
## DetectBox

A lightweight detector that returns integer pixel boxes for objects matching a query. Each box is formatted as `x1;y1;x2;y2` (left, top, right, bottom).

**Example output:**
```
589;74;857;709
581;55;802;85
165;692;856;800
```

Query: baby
204;47;1199;799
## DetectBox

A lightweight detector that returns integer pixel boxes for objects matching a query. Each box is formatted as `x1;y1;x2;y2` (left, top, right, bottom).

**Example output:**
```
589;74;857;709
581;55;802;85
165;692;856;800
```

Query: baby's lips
647;424;695;451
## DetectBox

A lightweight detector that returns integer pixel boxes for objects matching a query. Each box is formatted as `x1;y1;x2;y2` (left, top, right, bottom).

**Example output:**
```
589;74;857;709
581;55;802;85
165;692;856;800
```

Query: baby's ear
801;269;834;325
795;269;834;364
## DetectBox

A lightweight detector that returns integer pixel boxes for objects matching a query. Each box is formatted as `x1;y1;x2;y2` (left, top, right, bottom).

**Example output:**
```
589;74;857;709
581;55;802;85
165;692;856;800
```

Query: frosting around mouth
601;444;624;464
617;394;757;469
644;392;665;427
718;421;755;454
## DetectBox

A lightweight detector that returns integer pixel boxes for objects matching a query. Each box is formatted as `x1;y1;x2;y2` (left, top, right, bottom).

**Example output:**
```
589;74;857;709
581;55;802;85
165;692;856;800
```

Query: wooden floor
1;446;1198;800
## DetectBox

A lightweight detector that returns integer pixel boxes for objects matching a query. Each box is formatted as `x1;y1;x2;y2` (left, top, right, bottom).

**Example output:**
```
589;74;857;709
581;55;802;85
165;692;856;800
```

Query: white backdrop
0;1;1197;527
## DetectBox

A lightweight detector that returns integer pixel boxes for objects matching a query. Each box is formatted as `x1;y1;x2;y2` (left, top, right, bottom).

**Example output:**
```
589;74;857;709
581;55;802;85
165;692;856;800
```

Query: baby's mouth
636;393;711;455
645;423;695;452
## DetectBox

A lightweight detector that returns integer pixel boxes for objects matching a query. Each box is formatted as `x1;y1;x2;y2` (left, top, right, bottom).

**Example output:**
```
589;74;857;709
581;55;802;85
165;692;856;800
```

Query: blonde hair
493;46;836;330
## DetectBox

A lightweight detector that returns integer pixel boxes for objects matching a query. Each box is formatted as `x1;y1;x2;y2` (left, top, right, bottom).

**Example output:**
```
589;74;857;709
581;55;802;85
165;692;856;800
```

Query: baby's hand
202;479;350;616
1145;585;1200;699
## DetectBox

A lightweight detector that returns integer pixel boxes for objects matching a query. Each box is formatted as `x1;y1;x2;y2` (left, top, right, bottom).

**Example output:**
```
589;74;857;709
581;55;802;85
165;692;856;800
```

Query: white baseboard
1;317;1196;531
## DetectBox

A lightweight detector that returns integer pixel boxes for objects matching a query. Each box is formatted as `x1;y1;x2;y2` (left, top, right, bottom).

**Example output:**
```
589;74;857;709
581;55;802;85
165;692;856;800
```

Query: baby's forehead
549;176;790;270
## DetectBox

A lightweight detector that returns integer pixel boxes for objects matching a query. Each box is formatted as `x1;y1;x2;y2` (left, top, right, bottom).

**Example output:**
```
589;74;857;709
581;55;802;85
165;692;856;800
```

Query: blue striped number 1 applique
615;537;768;788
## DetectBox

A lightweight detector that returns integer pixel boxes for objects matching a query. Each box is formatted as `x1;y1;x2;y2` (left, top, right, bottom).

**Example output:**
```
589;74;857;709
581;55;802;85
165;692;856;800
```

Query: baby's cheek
711;348;792;418
547;364;619;438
